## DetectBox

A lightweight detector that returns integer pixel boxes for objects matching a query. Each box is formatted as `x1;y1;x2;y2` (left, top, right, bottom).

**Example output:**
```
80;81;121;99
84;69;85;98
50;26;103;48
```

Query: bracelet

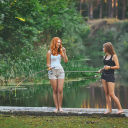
110;66;111;69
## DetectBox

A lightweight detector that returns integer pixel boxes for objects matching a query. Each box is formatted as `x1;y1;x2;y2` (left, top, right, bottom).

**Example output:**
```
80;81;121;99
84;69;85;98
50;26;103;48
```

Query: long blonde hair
103;42;115;55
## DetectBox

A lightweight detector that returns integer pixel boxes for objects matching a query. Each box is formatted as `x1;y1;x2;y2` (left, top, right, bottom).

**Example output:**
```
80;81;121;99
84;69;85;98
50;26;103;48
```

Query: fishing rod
13;68;99;97
48;70;99;78
16;67;55;87
13;67;55;97
63;71;99;73
15;69;98;87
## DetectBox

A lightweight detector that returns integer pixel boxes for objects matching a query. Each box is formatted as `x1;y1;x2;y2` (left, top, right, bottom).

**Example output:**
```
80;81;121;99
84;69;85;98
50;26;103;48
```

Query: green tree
0;0;43;58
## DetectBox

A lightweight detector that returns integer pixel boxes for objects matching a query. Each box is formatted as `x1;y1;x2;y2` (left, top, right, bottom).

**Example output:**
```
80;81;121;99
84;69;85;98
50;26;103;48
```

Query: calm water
0;75;128;109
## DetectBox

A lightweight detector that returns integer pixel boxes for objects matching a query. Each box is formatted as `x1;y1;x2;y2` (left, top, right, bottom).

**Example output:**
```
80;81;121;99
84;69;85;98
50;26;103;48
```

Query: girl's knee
58;89;63;94
105;91;109;96
109;93;115;98
53;89;57;94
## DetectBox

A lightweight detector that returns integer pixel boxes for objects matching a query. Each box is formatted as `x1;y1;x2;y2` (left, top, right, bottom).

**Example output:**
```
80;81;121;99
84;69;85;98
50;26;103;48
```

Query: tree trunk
114;0;118;19
80;0;82;14
111;0;114;18
88;0;90;19
108;0;111;18
89;0;93;20
122;0;126;20
97;0;100;7
99;0;102;19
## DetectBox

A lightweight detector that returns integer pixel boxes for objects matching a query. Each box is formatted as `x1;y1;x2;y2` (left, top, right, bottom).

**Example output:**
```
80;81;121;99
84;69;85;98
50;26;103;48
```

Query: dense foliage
0;0;42;56
113;22;128;78
0;0;128;84
0;0;91;85
0;0;89;58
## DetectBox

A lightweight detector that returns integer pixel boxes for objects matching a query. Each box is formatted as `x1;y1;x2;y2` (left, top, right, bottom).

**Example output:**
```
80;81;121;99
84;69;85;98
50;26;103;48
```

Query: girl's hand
62;47;66;53
104;65;110;70
61;47;68;63
98;68;104;73
98;69;102;73
48;66;52;70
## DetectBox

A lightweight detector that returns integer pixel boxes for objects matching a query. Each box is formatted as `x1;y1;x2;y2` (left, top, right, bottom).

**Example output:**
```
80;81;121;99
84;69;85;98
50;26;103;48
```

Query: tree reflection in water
0;77;128;109
80;78;128;109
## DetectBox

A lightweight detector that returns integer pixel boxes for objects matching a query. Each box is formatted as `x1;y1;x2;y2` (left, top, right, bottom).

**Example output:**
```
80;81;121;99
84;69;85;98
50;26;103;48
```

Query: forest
0;0;128;85
79;0;128;20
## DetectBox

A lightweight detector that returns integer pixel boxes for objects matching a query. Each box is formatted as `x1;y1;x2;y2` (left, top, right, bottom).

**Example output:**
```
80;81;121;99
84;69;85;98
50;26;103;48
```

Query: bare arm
61;47;68;63
46;50;51;68
111;54;119;69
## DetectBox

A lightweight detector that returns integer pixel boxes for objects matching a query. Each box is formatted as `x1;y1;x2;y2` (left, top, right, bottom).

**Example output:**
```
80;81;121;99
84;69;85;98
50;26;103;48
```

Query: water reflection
80;83;128;109
0;76;128;109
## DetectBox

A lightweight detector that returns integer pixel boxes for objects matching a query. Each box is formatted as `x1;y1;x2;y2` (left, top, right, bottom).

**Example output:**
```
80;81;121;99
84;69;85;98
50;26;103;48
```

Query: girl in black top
99;42;123;115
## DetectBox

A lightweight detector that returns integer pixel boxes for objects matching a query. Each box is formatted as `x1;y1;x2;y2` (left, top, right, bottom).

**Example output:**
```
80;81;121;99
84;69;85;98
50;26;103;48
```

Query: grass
0;114;128;128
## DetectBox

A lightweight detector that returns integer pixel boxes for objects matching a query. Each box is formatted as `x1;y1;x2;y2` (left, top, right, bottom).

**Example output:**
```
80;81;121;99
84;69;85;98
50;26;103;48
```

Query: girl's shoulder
112;54;118;61
113;54;117;57
47;50;51;55
112;54;117;59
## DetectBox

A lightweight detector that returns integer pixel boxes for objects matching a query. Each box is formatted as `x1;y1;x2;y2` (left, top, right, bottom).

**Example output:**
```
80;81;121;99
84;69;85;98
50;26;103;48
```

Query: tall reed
0;55;99;85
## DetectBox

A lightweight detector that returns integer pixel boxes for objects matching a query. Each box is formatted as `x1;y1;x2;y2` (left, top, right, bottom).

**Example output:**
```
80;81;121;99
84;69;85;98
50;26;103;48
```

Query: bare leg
107;82;124;114
57;79;64;112
50;79;58;113
102;79;112;114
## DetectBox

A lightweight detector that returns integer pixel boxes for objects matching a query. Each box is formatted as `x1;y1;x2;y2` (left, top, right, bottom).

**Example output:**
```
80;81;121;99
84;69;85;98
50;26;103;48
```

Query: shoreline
0;106;127;117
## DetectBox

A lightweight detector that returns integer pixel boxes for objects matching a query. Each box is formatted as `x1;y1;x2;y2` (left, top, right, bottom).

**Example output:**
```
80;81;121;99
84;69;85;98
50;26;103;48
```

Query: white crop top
51;54;62;69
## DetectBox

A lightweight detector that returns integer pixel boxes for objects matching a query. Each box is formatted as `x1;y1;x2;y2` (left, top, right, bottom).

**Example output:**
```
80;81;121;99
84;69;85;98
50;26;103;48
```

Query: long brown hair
103;42;115;55
50;37;62;56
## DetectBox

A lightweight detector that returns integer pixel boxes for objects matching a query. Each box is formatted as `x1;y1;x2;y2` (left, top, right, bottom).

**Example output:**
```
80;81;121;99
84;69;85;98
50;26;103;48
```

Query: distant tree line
78;0;128;20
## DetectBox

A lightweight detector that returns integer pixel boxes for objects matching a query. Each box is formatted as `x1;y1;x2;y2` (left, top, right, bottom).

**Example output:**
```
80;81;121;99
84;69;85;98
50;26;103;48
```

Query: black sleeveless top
103;55;115;74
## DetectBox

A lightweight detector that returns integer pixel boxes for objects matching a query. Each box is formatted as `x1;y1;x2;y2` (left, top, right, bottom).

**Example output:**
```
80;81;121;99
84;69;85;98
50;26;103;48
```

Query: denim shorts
101;72;115;83
48;68;65;79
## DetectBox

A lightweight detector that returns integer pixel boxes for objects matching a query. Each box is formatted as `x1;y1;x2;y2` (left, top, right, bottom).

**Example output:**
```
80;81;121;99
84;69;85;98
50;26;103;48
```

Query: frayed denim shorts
48;68;65;79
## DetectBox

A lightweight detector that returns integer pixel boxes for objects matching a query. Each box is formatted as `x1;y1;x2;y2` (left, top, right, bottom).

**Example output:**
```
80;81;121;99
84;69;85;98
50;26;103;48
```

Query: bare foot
59;108;63;112
104;110;112;114
54;109;58;113
116;110;124;115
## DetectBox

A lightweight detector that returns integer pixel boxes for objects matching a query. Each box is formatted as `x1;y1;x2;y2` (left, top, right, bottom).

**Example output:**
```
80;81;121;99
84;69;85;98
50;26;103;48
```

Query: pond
0;74;128;109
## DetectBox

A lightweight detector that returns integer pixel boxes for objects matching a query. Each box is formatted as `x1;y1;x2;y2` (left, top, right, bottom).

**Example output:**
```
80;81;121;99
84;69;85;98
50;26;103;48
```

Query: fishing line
48;70;99;77
13;68;99;97
63;71;99;73
13;67;55;97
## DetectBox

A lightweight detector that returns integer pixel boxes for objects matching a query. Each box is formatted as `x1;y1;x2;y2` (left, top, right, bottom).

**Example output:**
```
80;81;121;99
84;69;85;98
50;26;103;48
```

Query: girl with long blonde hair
99;42;123;115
